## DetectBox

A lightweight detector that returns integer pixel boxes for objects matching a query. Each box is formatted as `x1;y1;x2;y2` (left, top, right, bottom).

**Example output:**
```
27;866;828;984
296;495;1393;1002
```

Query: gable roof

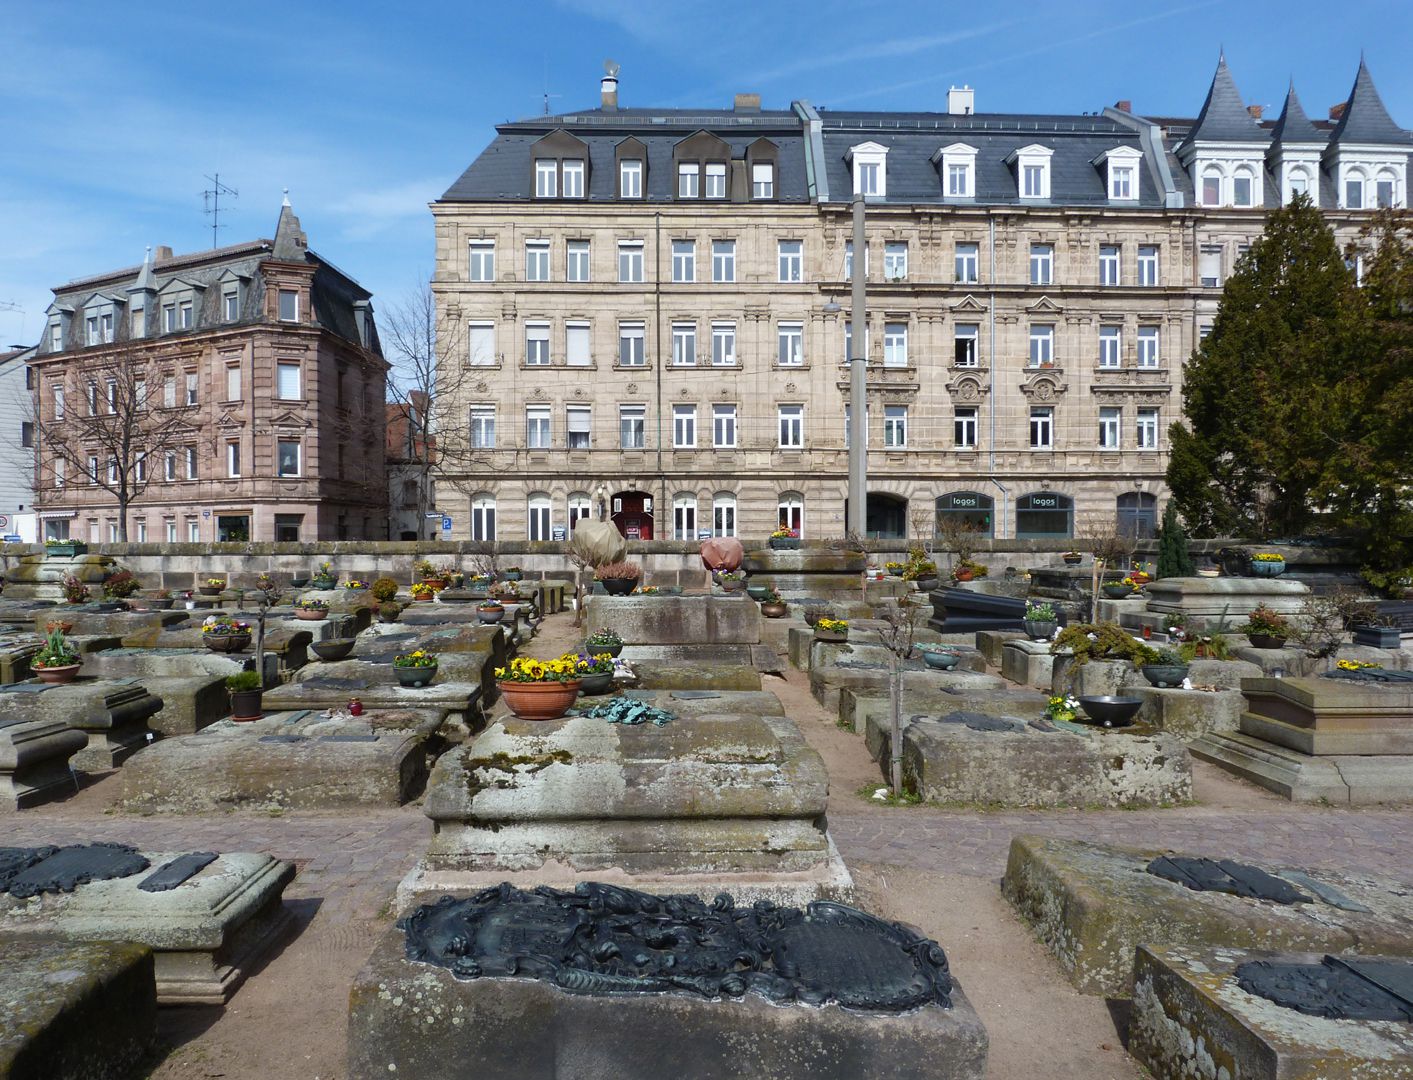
1268;83;1321;144
1178;55;1263;151
1329;59;1408;145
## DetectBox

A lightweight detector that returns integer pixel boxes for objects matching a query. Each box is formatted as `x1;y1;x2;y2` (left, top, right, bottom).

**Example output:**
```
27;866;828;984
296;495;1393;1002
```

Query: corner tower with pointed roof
1325;59;1411;210
1175;54;1269;208
1267;82;1324;205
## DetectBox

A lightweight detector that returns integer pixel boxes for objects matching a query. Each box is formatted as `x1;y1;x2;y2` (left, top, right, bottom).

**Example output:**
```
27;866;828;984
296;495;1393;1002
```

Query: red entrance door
610;491;654;540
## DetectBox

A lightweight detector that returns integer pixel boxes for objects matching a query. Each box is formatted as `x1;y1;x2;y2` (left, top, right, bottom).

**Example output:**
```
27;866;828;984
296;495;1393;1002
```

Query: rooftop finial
282;187;290;207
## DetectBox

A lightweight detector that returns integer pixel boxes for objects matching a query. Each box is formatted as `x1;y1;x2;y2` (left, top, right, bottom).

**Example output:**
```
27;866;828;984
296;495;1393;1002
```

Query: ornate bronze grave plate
0;843;149;899
1236;955;1413;1021
400;882;952;1012
1146;857;1311;905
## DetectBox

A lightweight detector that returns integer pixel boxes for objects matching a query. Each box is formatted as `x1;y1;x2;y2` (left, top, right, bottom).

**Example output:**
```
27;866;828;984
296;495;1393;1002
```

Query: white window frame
468;321;497;366
884;405;908;448
1098;407;1122;449
1029;407;1054;450
566;406;591;450
883;241;908;281
672;404;697;449
1136;408;1159;449
617;240;644;283
566;321;591;367
1099;325;1122;369
224;362;241;401
776;322;802;367
187;518;200;542
704;162;727;199
848;141;889;197
619;404;646;449
561;159;585;199
1029;243;1054;286
711;239;736;283
469;240;496;282
525;240;550;282
1232;167;1256;208
471;494;497;542
535;159;557;198
777;494;804;537
712;404;737;448
525;405;551;449
469;405;496;449
778;404;804;449
672;495;697;541
1137;326;1160;368
186;446;198;479
1137;245;1159;286
1013;144;1053;199
568;493;592;531
671;240;695;283
1100;146;1143;202
566;240;590;282
954;324;978;367
277;361;302;400
751;162;774;199
275;291;295;323
618;322;645;367
672;322;697;367
226;440;241;477
1201;169;1222;207
619;159;643;199
778;240;803;283
955;242;979;284
222;288;239;322
677;163;699;198
1028;324;1055;367
1199;244;1223;288
883;322;909;368
277;439;301;477
527;494;552;541
525;322;551;366
712;493;737;537
954;407;978;448
1098;245;1120;287
937;143;977;198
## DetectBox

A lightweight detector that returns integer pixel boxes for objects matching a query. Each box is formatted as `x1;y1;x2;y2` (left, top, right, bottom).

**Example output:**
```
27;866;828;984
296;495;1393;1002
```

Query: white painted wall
0;351;36;533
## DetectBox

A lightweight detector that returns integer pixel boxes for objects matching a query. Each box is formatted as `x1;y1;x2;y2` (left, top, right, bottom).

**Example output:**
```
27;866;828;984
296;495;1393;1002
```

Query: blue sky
2;0;1409;354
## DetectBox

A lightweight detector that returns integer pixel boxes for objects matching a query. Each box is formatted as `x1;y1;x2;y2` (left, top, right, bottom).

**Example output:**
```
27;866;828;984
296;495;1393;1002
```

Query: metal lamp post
846;193;868;539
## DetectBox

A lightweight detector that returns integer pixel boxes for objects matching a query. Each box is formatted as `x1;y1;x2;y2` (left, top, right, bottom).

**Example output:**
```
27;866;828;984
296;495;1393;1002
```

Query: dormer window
179;300;194;328
49;322;61;351
704;163;727;199
1376;169;1398;208
1009;144;1053;200
85;315;100;346
222;286;239;322
847;142;889;198
1344;170;1365;209
1232;166;1257;207
745;137;780;202
1287;167;1311;201
1201;169;1222;206
751;163;774;199
619;159;643;198
1096;146;1144;201
535;159;557;198
131;305;145;337
935;143;977;198
278;289;299;322
562;159;585;198
162;302;177;332
678;163;699;198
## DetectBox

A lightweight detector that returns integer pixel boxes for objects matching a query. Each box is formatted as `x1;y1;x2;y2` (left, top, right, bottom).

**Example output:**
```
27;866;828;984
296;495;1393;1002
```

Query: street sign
551;526;567;541
441;515;453;533
202;509;211;518
696;528;713;541
0;515;9;530
2;535;19;544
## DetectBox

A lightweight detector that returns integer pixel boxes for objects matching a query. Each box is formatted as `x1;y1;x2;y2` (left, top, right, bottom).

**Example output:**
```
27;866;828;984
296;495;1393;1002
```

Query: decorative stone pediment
946;373;989;401
1020;372;1068;401
268;410;311;429
1026;296;1064;315
215;411;245;429
950;295;986;314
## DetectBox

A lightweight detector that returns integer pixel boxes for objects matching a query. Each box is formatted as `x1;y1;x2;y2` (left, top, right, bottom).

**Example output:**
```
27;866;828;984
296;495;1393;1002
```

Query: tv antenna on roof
604;59;620;78
202;173;238;249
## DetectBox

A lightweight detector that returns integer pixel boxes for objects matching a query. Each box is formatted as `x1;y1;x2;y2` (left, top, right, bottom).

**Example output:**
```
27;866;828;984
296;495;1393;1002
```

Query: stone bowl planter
1078;695;1143;728
584;641;623;659
477;604;505;624
499;680;581;720
1101;584;1134;599
396;664;438;689
133;597;174;611
813;628;848;644
1250;560;1286;577
599;577;637;596
769;537;800;550
43;541;88;557
1141;663;1190;688
1062;555;1082;566
912;577;941;592
294;608;328;621
229;689;263;723
289;577;310;588
717;578;746;594
801;607;835;629
1351;624;1401;649
204;633;250;653
760;601;788;619
311;576;338;590
1023;619;1057;641
578;671;614;696
198;585;225;596
311;638;356;662
1247;634;1287;650
34;663;81;684
746;585;771;601
917;648;959;671
503;571;522;582
887;567;905;577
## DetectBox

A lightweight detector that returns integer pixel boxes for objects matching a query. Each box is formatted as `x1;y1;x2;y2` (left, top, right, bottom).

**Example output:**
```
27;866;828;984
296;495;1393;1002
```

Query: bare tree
381;279;493;529
873;594;929;798
37;341;190;541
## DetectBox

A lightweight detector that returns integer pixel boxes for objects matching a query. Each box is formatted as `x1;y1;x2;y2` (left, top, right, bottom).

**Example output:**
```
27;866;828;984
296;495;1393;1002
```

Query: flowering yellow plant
1252;553;1285;562
495;652;584;684
816;617;848;634
1120;576;1142;589
394;649;437;669
410;582;435;598
344;579;369;589
1336;659;1382;671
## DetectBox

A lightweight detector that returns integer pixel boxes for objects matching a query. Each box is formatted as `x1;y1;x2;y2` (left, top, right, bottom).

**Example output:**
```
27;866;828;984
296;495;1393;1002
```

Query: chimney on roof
1114;99;1133;114
1329;101;1347;121
601;60;620;112
154;245;173;262
733;93;761;113
947;86;974;116
1247;104;1264;120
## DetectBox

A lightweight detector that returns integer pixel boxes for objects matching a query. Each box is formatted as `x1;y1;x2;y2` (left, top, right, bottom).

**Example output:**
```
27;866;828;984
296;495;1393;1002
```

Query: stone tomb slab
1130;945;1413;1080
1145;576;1312;631
113;707;449;812
401;690;850;909
584;594;761;646
1001;637;1057;688
349;882;986;1080
0;936;156;1080
0;845;295;1005
842;684;1049;737
0;677;163;770
1238;676;1413;756
262;658;486;734
0;716;87;810
810;642;1000;713
629;658;762;690
866;713;1190;808
1001;835;1413;998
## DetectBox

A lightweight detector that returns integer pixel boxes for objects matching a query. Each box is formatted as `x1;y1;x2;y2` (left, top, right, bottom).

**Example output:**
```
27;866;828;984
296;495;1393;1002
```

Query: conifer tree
1155;502;1194;578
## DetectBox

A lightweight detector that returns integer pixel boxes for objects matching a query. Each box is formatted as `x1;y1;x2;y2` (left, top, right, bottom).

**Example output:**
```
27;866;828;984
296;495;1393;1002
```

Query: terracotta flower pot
294;608;328;621
953;569;974;582
34;663;81;684
204;633;251;653
477;605;505;624
813;628;848;643
499;679;582;720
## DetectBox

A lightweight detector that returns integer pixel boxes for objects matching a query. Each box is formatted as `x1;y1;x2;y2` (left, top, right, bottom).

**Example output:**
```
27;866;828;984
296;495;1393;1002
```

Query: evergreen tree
1155;502;1194;578
1167;194;1363;537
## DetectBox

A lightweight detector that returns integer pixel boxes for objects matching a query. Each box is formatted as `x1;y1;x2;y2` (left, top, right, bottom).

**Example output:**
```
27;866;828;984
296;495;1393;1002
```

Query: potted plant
310;562;337;590
1023;602;1058;641
814;617;849;643
489;580;520;604
467;571;492;593
343;578;369;592
1140;647;1190;688
379;601;402;623
101;570;140;603
409;582;435;603
294;597;329;621
884;560;906;577
594;561;642;596
202;613;251;652
371;578;400;604
1062;551;1083;566
713;569;746;593
916;644;960;670
503;566;523;582
44;619;74;635
634;585;661;596
477;599;505;624
198;576;227;597
44;537;88;558
575;652;616;696
62;575;90;604
1250;553;1286;578
769;526;800;551
393;649;439;688
1101;577;1139;600
495;653;583;720
903;560;939;591
226;669;264;722
413;559;441;588
801;606;835;629
1045;694;1081;724
31;627;82;683
585;627;624;658
952;559;988;583
1241;605;1291;649
759;589;788;618
133;588;174;612
1350;618;1401;649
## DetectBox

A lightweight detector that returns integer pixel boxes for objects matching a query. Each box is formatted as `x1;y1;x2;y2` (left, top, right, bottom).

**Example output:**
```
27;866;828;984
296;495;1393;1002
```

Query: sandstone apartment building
31;201;389;543
431;58;1409;543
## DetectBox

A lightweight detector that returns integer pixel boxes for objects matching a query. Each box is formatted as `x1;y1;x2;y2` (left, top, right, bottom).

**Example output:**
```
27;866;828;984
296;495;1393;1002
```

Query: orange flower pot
498;680;582;721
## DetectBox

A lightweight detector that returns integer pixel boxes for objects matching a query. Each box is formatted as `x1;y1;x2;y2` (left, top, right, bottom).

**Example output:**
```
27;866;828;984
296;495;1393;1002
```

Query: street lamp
594;483;609;521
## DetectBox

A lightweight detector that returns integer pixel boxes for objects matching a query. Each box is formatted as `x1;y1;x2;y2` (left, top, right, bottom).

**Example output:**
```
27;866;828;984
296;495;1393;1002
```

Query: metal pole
846;193;867;538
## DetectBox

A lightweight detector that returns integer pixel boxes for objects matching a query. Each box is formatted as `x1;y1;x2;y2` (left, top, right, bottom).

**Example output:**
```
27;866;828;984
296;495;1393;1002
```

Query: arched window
1344;167;1367;210
1287;167;1310;202
1376;168;1398;209
527;492;552;542
1232;166;1256;208
1016;492;1073;539
777;492;804;537
567;491;592;532
1116;492;1158;539
672;494;697;540
935;491;994;538
1201;168;1222;207
712;492;737;537
470;493;496;542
